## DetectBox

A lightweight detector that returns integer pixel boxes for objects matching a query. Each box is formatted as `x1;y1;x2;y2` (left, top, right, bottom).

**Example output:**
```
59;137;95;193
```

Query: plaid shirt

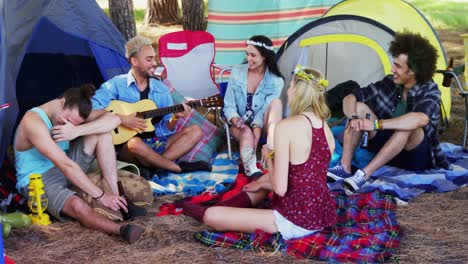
352;75;450;169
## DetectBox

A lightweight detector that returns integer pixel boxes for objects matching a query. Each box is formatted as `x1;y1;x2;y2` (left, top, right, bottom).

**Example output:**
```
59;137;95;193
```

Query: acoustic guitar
106;94;223;145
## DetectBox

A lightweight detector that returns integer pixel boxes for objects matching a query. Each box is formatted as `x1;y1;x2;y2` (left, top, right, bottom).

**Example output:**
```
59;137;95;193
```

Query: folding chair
218;72;233;159
158;30;219;99
437;62;467;148
158;30;233;159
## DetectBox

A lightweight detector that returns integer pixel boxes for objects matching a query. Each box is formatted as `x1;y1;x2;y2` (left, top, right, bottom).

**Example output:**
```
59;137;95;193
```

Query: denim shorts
273;210;320;240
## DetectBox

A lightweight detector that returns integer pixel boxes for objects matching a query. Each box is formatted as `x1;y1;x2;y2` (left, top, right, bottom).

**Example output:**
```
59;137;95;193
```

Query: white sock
240;146;260;176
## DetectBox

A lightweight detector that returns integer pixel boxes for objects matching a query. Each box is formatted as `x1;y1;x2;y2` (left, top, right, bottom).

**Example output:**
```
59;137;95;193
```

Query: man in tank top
14;84;144;244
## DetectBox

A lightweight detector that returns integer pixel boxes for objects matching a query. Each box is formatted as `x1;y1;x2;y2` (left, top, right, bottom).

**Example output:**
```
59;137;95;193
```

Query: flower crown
293;65;329;91
246;40;274;51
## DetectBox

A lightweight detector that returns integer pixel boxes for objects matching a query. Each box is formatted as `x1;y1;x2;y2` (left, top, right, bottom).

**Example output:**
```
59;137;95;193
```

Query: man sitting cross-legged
327;31;452;194
92;36;211;176
14;84;144;244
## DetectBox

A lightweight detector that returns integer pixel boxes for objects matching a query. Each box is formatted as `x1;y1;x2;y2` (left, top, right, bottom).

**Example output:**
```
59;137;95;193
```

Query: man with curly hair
327;31;451;194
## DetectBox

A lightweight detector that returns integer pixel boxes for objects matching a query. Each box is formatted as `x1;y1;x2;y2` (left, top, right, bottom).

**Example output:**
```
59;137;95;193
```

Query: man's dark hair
61;83;96;119
389;31;438;83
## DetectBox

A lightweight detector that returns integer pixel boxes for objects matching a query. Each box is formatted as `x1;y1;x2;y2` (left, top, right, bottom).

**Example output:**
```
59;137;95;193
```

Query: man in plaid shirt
328;32;451;194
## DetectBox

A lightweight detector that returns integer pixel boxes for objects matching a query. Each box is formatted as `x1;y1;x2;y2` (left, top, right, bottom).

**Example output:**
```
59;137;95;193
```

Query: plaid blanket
194;191;401;263
330;143;468;201
331;125;468;201
150;152;239;196
167;80;223;163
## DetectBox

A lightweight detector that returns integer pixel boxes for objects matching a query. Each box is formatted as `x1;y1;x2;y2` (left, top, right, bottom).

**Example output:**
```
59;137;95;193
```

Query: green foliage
204;0;209;17
407;0;468;30
134;9;145;22
103;0;467;30
102;8;145;23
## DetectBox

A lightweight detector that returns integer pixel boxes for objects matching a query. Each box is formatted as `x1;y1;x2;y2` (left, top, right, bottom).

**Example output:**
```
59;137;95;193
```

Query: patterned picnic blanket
194;191;401;263
329;141;468;201
166;80;223;163
149;152;239;196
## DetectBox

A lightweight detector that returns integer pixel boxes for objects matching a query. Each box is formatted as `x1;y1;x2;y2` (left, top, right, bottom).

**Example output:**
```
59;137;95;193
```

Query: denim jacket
223;64;284;128
92;71;176;140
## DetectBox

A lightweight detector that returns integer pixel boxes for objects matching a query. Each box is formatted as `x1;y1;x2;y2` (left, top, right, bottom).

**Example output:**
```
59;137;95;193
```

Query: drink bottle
118;181;133;221
236;109;254;128
360;113;371;149
442;57;454;87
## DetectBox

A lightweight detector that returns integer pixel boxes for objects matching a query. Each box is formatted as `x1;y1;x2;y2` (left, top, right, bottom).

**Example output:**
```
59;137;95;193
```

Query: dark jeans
368;130;432;171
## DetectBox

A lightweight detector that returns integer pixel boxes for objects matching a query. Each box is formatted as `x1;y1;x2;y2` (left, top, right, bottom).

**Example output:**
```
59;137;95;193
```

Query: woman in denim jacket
223;35;284;177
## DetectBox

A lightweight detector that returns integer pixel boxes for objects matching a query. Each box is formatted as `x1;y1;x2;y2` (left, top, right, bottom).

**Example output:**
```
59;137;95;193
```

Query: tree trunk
109;0;136;40
182;0;205;31
145;0;181;25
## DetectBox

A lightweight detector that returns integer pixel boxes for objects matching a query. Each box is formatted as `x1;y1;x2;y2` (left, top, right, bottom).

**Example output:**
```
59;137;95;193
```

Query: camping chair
158;30;233;158
158;30;219;99
437;62;467;148
157;30;223;125
216;66;233;159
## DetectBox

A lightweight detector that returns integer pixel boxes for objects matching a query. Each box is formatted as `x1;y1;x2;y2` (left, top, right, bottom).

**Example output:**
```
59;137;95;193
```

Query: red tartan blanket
193;191;401;263
158;173;402;262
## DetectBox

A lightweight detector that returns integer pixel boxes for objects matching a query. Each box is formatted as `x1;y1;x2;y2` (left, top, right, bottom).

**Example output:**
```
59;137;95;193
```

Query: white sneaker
244;163;263;178
343;169;366;195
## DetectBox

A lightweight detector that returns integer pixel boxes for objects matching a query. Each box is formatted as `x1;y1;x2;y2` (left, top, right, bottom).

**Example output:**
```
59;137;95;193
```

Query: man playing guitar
92;36;211;175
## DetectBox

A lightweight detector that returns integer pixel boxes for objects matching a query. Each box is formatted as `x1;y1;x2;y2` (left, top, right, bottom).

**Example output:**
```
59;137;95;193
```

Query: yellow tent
277;0;450;120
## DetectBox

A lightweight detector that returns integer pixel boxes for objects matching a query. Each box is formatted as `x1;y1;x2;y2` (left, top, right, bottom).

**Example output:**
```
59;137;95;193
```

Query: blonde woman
184;66;336;240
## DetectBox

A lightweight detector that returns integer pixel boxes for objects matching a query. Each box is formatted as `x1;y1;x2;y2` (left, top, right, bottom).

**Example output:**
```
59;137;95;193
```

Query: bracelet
171;114;180;122
379;119;384;130
93;190;104;200
266;151;275;160
348;114;359;123
374;119;380;130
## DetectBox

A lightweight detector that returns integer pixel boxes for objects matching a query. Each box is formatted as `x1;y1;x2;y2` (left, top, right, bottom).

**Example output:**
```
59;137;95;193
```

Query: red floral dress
273;115;337;230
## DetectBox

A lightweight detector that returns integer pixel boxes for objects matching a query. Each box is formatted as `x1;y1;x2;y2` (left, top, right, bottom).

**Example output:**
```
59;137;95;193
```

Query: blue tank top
14;107;70;191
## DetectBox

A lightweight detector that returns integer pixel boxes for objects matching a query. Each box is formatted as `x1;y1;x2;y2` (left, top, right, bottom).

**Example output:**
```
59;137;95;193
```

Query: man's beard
136;67;153;79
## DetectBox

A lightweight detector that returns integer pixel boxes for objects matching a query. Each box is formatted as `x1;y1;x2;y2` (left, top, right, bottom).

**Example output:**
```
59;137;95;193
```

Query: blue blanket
150;152;239;196
329;142;468;201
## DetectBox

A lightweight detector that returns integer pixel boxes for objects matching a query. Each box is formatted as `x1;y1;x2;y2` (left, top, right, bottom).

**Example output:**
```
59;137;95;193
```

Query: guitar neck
142;101;201;119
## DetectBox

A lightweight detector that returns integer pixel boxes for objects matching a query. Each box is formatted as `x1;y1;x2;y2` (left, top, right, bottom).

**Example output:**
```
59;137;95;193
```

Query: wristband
379;119;384;130
373;119;380;130
348;115;359;124
266;151;275;160
171;114;180;122
93;190;105;200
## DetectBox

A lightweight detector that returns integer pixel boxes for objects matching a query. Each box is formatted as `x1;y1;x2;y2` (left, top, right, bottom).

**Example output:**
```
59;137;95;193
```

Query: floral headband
293;65;329;91
246;40;274;51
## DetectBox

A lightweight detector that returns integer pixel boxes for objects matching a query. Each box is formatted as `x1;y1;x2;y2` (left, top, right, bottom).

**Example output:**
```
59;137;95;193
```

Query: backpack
0;156;27;213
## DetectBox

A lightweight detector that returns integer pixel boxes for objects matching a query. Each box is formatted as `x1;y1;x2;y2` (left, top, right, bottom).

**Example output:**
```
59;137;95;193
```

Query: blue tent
0;0;130;166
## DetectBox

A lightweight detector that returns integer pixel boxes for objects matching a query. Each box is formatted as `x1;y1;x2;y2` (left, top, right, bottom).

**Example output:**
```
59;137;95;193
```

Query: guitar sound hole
151;116;163;125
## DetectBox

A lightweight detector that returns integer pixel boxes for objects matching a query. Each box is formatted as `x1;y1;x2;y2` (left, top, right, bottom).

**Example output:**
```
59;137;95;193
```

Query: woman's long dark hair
244;35;283;79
